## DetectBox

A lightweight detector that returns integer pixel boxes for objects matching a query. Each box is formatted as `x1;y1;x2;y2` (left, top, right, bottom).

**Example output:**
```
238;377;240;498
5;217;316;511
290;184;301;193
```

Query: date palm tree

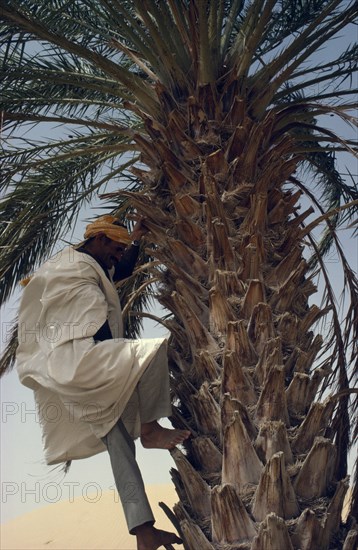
1;1;357;548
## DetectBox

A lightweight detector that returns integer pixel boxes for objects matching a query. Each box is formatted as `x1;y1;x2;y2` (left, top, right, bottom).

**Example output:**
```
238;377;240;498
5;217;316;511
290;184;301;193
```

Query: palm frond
304;228;357;481
0;1;160;114
0;321;17;376
249;1;357;115
0;141;138;302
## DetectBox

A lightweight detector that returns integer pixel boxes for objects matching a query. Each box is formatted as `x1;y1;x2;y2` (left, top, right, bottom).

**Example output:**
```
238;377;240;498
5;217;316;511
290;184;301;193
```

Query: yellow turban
84;215;132;245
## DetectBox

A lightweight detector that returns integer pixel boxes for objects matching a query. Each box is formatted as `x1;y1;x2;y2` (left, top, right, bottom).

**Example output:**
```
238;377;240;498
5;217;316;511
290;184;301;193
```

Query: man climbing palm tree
16;215;189;549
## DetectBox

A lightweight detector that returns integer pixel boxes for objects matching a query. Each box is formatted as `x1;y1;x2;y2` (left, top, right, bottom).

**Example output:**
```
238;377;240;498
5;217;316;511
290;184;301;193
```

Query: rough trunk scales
124;83;356;549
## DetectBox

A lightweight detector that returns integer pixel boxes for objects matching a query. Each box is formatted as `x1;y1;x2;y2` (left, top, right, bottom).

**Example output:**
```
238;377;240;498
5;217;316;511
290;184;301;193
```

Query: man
16;215;190;550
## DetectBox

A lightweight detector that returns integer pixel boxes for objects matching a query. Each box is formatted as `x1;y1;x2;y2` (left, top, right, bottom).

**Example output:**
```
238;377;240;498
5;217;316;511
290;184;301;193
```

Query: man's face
96;236;127;268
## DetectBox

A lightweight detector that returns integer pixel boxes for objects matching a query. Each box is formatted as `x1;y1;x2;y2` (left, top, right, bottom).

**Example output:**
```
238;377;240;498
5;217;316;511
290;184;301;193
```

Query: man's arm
113;243;140;281
113;218;148;281
93;319;113;341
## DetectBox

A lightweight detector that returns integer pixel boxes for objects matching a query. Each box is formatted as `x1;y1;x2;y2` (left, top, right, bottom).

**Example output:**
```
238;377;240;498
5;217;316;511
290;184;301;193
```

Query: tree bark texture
121;83;356;548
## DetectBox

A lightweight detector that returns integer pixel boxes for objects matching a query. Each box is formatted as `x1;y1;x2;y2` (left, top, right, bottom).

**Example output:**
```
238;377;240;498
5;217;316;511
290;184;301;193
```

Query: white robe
16;247;166;465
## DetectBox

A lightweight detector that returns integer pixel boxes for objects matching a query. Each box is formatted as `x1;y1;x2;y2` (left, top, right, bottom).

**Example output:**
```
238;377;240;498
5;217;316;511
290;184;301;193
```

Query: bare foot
135;523;182;550
141;421;191;450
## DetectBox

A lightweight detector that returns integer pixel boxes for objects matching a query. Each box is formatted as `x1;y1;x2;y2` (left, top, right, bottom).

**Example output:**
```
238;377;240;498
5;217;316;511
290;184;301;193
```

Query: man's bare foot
141;421;191;450
135;523;182;550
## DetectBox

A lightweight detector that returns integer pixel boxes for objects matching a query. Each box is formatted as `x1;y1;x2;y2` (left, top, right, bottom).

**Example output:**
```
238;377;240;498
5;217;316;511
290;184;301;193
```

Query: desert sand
1;483;184;550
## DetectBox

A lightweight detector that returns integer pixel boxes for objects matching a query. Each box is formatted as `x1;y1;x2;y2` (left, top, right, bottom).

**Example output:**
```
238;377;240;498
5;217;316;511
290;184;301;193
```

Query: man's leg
137;342;172;424
102;417;183;549
101;419;154;534
136;342;191;449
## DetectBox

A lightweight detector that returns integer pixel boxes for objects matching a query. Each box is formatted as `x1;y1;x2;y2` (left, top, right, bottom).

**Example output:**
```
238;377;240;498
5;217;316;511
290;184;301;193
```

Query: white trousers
101;342;172;534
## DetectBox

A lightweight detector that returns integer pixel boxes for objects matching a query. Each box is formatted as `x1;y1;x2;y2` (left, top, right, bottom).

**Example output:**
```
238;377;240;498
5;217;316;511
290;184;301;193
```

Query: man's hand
130;218;149;242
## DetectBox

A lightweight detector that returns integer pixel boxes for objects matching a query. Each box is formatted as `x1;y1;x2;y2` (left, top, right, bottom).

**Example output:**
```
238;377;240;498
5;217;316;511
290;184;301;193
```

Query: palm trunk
123;82;357;548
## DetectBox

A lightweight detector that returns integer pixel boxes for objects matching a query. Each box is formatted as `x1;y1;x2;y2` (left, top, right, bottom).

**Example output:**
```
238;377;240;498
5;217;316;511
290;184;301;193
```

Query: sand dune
1;484;184;550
